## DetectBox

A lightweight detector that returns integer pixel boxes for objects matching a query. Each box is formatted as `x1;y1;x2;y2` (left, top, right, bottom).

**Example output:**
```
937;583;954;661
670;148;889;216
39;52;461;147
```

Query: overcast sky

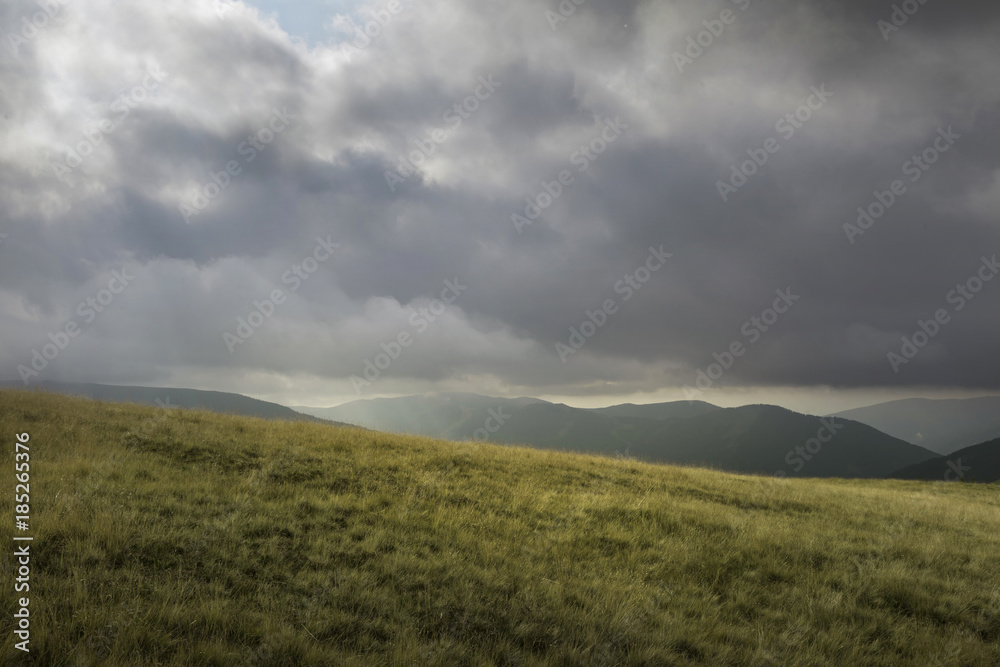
1;0;998;413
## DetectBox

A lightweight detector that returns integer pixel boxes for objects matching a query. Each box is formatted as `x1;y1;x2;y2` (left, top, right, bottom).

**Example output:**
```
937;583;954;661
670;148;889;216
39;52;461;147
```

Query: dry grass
1;388;998;665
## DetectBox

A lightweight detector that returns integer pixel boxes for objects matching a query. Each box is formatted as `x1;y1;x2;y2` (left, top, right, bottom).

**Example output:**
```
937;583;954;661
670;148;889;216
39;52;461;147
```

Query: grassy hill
2;389;999;665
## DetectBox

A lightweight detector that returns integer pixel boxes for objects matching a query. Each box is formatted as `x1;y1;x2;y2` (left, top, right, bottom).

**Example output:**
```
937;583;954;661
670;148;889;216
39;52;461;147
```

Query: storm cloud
1;0;998;408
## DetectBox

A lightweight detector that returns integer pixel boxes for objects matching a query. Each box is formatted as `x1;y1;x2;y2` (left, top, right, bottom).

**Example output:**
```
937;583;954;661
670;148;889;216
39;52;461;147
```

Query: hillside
2;389;999;665
835;396;1000;455
889;437;1000;483
5;381;346;427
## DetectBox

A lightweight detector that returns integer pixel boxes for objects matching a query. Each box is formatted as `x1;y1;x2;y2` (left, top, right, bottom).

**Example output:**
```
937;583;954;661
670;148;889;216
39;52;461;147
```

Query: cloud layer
2;0;999;405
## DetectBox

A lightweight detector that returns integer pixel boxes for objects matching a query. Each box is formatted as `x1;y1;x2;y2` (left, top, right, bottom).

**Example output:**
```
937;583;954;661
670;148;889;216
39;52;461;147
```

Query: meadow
1;389;998;665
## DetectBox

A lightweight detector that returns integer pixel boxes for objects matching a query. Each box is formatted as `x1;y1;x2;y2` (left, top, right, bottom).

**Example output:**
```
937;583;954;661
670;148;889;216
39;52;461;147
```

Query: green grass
2;388;999;665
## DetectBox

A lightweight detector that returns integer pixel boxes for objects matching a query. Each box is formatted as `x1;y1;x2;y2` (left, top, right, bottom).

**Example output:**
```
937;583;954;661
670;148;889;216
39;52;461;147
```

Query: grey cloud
1;0;999;400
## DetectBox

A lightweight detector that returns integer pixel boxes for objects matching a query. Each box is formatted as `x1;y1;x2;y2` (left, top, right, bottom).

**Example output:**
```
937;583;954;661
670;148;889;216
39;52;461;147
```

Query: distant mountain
888;437;1000;483
835;396;1000;455
5;381;347;426
301;393;937;478
630;404;939;478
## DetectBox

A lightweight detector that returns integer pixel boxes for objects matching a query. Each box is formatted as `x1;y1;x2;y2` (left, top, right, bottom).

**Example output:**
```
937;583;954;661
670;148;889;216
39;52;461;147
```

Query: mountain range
296;393;946;479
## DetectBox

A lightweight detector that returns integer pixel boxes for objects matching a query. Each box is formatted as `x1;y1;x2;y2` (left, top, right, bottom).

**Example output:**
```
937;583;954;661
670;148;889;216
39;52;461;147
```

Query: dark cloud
1;0;999;406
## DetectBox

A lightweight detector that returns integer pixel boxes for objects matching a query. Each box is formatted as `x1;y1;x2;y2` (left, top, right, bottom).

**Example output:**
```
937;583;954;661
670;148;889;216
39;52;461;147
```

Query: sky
1;0;999;414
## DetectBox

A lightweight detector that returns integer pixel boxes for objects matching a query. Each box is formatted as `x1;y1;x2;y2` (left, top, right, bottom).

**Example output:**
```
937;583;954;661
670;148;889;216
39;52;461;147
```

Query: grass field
1;388;998;665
